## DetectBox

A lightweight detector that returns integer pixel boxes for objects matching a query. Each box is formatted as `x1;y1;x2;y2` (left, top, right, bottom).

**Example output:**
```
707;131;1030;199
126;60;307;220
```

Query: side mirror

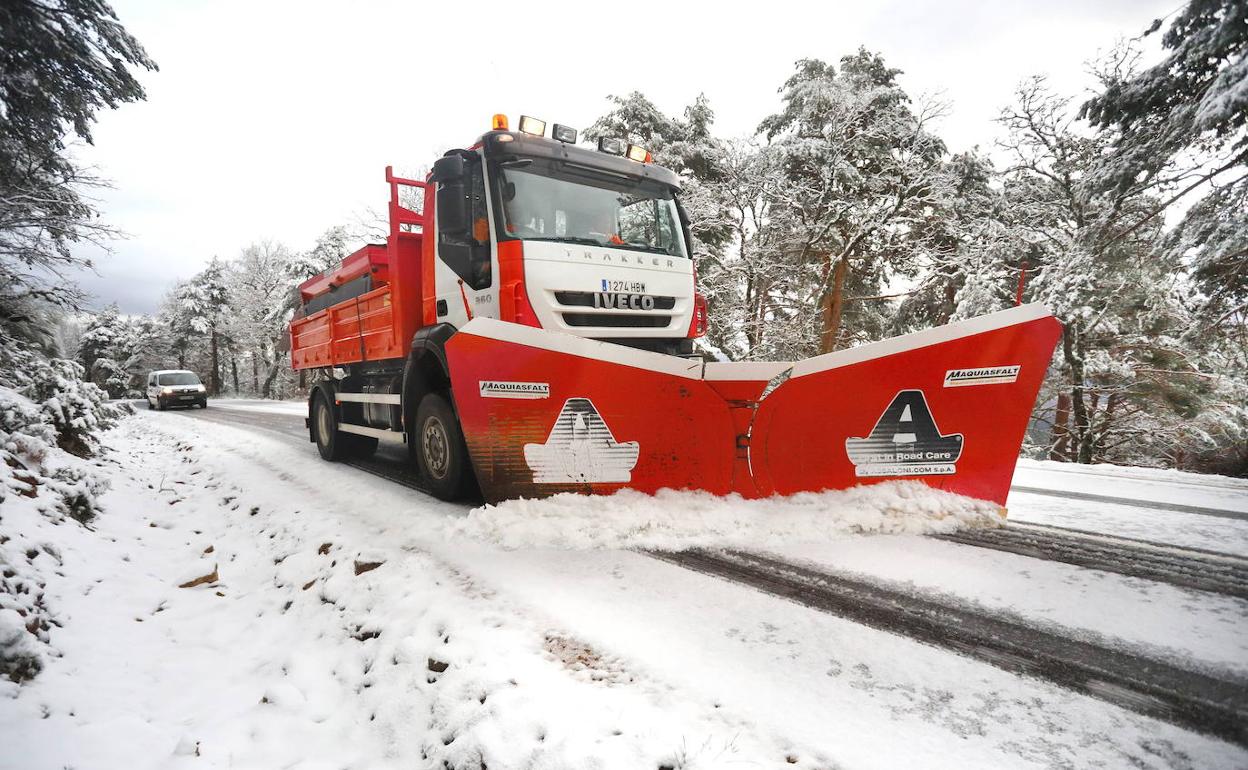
431;154;465;183
437;180;470;237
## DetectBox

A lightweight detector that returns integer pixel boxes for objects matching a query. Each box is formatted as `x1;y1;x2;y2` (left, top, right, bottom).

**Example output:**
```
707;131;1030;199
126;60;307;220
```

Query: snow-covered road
6;401;1244;769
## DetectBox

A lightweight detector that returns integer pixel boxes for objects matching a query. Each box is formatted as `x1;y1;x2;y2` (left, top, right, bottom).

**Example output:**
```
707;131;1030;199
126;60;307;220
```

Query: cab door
431;152;498;328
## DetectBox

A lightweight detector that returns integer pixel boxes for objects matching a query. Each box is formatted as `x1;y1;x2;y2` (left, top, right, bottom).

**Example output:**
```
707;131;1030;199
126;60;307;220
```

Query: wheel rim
422;416;450;479
316;400;332;447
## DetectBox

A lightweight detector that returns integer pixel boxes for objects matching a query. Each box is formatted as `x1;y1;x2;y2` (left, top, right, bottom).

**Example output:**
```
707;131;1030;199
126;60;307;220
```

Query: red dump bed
290;169;430;371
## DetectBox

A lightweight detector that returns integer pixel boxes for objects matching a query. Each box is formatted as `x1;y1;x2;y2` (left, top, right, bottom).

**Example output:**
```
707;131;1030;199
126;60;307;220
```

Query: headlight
161;387;173;395
196;384;206;392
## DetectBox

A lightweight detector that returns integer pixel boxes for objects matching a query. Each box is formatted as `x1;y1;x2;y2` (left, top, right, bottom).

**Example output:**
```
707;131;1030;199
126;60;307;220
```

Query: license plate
179;395;195;400
601;279;645;293
594;292;655;310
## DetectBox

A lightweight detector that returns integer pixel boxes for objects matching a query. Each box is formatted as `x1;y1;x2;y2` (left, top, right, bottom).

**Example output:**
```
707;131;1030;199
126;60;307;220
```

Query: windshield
158;372;201;386
493;160;688;258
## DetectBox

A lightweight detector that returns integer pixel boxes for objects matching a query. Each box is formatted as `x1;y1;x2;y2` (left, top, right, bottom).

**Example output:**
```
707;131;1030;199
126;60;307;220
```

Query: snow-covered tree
759;52;950;354
993;79;1211;465
227;240;295;397
0;0;156;328
173;258;231;394
77;303;130;396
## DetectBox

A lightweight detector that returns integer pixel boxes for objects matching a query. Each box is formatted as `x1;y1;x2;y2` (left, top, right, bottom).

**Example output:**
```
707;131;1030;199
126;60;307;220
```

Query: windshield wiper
620;241;673;255
523;236;604;247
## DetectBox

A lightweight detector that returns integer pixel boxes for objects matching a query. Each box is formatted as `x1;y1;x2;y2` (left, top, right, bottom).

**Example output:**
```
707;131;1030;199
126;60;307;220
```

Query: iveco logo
595;293;656;310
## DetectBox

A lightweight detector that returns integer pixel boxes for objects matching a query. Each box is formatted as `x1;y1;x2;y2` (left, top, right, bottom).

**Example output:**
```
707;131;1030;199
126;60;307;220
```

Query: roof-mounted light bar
518;115;546;137
552;123;577;143
597;137;626;156
626;144;650;163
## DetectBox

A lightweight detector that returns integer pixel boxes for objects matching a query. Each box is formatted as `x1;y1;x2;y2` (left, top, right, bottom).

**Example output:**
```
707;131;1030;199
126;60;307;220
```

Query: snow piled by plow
448;482;1005;550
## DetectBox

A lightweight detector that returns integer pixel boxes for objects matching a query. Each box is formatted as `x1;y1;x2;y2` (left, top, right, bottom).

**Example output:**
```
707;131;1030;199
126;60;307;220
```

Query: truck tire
312;392;345;461
313;392;378;461
415;392;473;501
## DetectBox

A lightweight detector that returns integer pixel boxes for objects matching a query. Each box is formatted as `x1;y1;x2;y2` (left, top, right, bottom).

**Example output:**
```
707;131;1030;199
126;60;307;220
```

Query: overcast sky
73;0;1174;314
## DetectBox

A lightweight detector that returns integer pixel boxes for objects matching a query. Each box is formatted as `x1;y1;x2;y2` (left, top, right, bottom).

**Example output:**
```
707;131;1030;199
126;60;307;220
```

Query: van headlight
196;384;206;392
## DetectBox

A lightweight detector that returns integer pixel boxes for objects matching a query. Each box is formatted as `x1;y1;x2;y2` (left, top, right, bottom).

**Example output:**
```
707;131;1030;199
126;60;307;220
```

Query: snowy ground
2;407;1245;769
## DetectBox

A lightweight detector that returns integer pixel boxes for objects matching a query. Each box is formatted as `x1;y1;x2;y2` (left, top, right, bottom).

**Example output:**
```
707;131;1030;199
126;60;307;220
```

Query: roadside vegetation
1;0;155;683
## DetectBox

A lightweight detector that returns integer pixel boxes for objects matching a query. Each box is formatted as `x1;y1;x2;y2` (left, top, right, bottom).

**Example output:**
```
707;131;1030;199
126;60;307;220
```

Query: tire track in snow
934;522;1248;600
163;401;436;493
1011;485;1247;521
650;547;1248;748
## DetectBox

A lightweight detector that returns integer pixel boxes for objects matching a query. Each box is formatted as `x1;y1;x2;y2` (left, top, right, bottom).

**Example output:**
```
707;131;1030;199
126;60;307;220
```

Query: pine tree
174;259;231;395
0;0;156;330
759;51;949;354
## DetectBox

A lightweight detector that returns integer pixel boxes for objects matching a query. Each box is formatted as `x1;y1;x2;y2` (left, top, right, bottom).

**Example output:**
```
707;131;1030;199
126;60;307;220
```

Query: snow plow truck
289;114;1062;505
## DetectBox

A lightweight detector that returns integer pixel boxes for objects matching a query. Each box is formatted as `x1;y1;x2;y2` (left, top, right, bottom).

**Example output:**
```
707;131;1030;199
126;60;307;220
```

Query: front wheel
414;392;474;501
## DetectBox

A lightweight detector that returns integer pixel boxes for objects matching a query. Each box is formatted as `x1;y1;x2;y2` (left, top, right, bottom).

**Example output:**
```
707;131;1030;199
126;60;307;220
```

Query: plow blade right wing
446;305;1061;505
746;306;1062;504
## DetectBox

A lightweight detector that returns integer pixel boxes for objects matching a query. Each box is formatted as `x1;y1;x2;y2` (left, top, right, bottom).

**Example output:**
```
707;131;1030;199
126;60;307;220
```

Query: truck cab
427;118;707;355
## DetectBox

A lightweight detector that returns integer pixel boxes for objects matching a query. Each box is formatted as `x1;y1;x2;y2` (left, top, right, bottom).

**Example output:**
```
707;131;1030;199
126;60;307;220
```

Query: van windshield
158;372;201;386
493;160;687;258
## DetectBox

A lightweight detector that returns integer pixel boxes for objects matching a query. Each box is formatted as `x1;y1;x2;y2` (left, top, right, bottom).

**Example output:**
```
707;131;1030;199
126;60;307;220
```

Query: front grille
554;291;677;310
561;313;673;328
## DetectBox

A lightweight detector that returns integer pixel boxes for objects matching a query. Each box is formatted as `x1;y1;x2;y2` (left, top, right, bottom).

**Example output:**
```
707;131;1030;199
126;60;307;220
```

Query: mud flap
446;305;1062;505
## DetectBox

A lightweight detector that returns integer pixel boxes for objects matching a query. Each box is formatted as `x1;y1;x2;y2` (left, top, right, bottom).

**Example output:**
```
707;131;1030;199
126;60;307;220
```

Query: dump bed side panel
290;287;396;369
290;280;411;370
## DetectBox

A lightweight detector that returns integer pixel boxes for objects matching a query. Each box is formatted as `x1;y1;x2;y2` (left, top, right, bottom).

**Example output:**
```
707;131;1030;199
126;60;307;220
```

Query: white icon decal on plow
524;398;639;484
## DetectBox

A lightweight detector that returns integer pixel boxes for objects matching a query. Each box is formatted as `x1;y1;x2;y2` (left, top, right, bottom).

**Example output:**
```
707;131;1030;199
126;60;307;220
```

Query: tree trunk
209;329;221;395
261;359;282;398
819;254;849;354
1050;392;1071;461
251;352;260;394
230;357;239;394
1062;325;1093;464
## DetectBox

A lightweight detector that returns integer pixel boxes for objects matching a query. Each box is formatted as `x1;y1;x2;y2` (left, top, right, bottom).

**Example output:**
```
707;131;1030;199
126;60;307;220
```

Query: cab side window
438;158;492;291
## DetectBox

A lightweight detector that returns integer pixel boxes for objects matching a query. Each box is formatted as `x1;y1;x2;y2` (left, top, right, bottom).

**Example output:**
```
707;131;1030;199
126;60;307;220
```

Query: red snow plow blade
446;304;1062;505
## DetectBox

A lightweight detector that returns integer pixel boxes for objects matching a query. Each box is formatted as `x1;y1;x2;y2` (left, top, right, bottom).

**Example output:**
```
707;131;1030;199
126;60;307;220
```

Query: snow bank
1;339;123;685
448;481;1005;550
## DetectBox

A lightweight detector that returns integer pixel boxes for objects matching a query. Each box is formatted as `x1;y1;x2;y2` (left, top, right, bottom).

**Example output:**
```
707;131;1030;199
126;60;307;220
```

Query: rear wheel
313;392;378;461
313;393;343;461
415;392;473;501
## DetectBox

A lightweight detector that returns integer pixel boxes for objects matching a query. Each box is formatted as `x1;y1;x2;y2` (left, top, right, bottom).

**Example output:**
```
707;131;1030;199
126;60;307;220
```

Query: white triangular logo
899;404;912;422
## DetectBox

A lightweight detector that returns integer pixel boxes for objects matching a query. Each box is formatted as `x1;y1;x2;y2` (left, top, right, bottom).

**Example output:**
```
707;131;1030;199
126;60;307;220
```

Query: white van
145;370;207;410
